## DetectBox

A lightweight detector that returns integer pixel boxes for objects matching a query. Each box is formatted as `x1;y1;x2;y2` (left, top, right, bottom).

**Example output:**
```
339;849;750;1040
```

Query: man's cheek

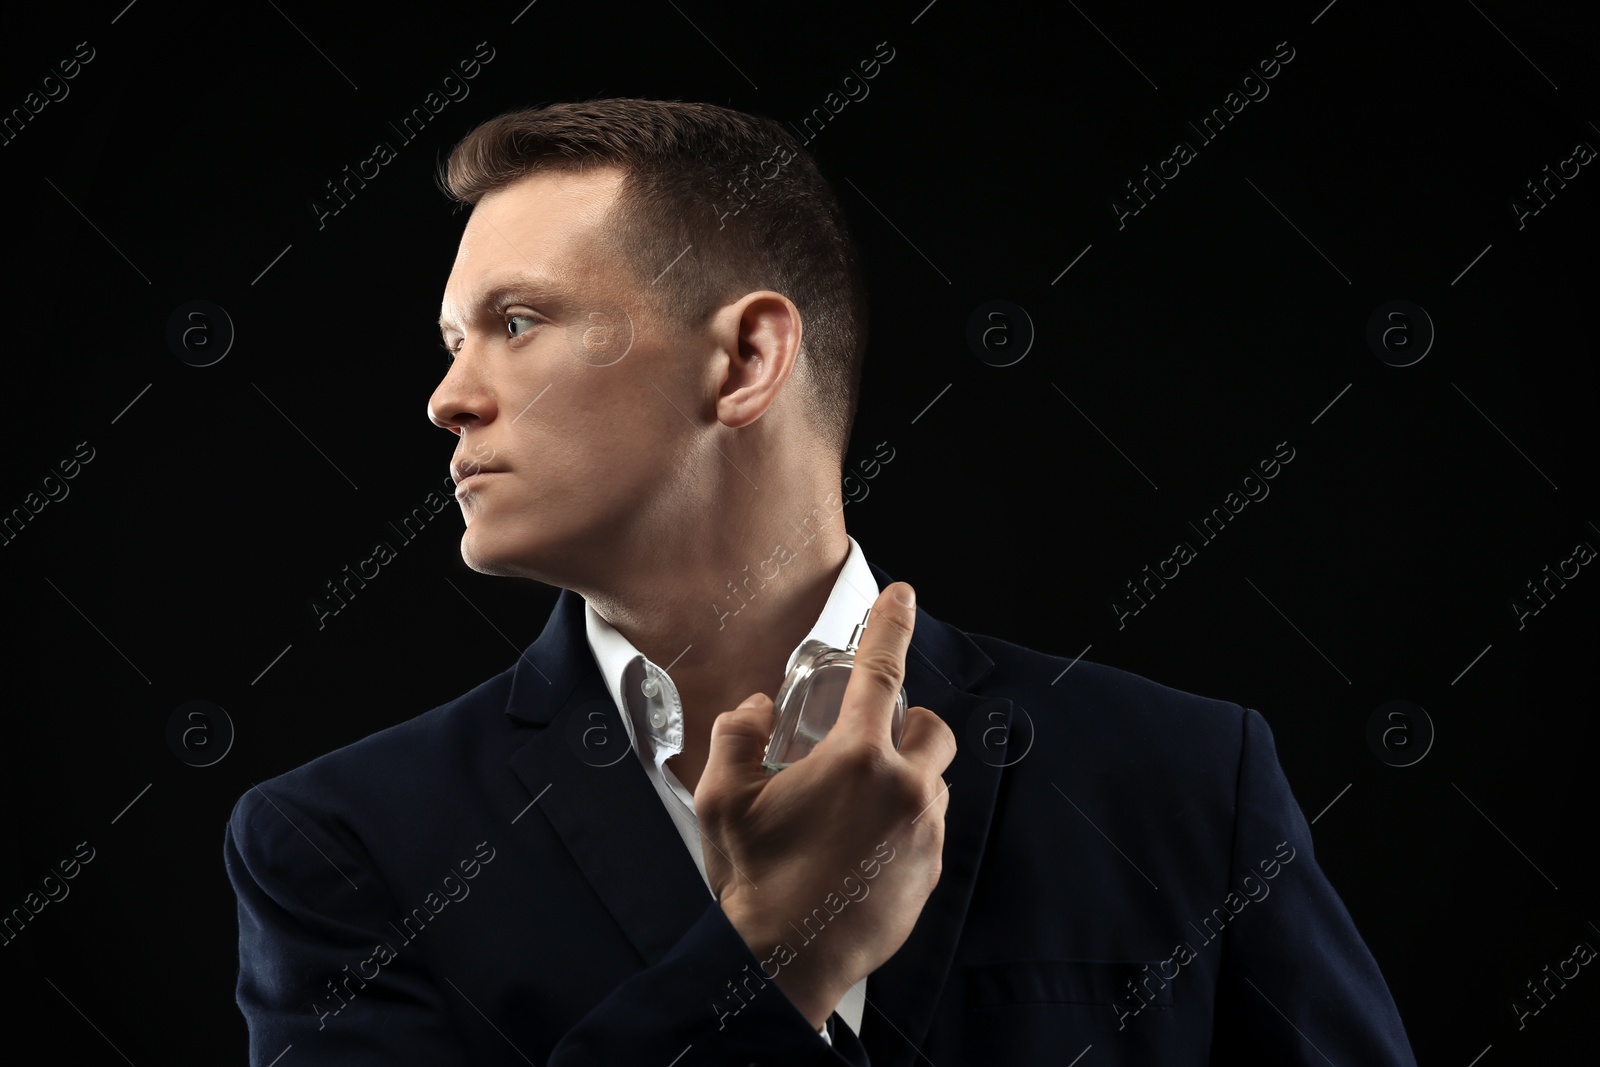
565;306;635;367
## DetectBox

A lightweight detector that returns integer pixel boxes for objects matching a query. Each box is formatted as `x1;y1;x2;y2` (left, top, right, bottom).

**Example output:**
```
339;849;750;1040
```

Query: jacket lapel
503;589;714;967
859;563;1011;1064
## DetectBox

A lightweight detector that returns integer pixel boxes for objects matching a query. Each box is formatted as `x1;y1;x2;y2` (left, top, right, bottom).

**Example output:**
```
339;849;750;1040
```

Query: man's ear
712;291;802;429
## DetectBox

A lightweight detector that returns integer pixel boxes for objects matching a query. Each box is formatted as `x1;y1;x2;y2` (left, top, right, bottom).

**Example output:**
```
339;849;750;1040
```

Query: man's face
430;166;702;585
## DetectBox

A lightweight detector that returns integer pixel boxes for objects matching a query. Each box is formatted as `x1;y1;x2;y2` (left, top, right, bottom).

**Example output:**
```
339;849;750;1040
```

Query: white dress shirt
582;535;882;1044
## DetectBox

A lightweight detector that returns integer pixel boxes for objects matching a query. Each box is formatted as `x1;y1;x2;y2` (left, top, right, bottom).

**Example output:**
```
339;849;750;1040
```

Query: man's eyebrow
438;273;581;332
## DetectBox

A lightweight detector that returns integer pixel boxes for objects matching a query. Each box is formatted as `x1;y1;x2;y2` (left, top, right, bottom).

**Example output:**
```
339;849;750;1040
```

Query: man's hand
693;581;958;1029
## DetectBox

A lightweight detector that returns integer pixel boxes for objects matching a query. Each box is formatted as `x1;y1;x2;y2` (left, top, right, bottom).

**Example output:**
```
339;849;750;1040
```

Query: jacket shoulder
953;630;1254;771
966;629;1251;740
229;666;517;833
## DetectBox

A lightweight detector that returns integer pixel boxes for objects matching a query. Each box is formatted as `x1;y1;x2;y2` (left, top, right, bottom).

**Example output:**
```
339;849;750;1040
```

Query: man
226;98;1418;1065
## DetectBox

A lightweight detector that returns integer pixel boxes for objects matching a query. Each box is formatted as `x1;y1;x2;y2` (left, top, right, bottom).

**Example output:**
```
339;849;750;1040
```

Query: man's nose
428;354;496;431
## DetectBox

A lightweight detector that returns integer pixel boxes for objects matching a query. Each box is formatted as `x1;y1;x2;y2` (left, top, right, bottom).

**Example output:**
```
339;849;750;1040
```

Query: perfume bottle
762;606;907;772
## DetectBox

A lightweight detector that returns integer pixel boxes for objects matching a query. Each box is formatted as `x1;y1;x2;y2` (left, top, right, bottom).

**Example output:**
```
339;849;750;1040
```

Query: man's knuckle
834;745;880;777
857;649;906;688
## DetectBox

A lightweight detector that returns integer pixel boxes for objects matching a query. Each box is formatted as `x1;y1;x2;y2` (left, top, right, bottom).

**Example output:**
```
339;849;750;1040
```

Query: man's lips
451;460;505;486
454;471;499;493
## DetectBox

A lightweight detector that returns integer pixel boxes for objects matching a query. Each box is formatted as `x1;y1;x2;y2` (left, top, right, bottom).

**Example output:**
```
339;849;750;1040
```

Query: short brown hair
438;97;869;460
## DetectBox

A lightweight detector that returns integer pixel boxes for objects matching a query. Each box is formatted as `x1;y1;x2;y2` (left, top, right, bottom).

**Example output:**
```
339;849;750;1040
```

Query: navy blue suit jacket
226;564;1418;1065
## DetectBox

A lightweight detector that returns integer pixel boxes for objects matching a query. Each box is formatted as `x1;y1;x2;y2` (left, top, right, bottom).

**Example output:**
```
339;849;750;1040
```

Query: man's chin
461;556;526;579
459;532;525;578
459;531;556;582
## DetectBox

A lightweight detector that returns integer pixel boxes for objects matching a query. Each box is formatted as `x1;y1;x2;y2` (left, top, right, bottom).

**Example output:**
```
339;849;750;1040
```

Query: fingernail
737;693;766;710
894;584;915;608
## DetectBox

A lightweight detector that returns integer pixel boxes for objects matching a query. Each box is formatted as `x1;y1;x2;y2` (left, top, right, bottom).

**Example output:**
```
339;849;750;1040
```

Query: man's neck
579;519;851;794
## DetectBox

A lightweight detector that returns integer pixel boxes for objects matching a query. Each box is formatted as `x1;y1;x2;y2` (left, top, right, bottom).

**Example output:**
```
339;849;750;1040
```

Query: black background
2;0;1596;1062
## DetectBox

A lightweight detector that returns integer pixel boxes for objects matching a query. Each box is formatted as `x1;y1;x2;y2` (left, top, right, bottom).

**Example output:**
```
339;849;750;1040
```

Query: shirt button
649;709;667;729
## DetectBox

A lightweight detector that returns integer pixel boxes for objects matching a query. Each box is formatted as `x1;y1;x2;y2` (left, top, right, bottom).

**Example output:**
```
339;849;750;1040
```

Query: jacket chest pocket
951;959;1186;1066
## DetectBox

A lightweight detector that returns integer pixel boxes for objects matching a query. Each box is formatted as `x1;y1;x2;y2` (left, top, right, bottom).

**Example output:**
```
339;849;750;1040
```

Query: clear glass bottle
762;606;907;772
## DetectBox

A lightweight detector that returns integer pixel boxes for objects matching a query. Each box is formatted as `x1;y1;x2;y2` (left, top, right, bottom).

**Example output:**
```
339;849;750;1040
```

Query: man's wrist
718;898;849;1030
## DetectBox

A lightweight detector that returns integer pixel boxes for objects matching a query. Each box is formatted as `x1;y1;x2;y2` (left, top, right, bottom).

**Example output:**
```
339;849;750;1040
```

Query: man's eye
507;314;540;339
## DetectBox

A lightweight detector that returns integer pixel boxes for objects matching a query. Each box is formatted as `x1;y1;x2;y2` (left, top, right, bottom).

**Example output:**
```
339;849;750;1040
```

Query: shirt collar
582;536;880;767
